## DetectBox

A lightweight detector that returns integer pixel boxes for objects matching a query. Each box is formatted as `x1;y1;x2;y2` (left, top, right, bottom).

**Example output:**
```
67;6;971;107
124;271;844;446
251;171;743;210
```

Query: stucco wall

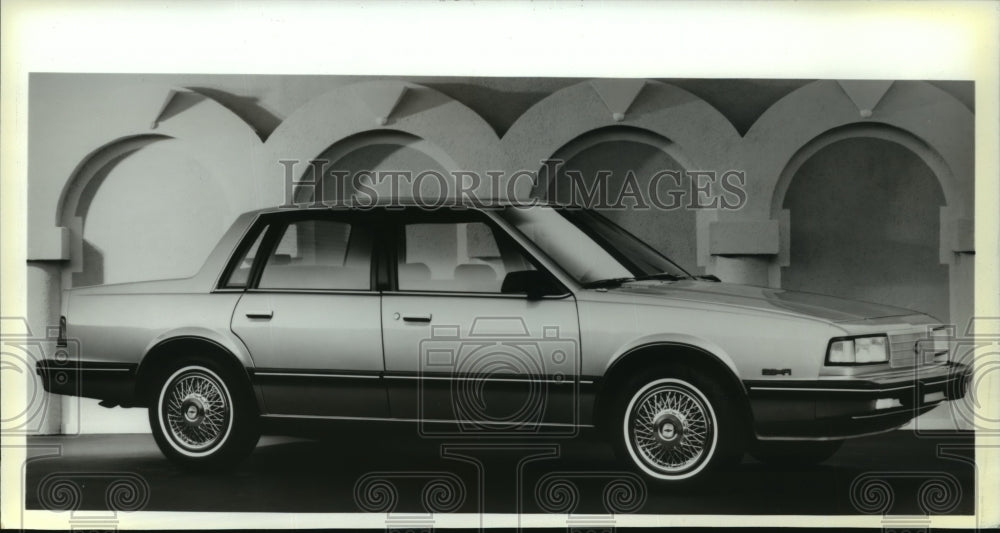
783;137;950;322
25;74;975;433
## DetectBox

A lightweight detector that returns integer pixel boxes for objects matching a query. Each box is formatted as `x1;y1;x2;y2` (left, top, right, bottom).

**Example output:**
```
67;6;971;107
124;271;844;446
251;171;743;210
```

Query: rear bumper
744;362;971;440
36;360;137;406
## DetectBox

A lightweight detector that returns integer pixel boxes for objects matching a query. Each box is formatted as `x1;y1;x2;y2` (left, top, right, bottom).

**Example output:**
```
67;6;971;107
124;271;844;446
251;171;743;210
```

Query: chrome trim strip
247;289;379;295
749;385;913;393
260;413;591;427
251;371;594;384
383;375;581;384
750;377;954;394
851;406;939;420
755;425;902;442
254;372;380;379
76;367;132;372
383;290;570;300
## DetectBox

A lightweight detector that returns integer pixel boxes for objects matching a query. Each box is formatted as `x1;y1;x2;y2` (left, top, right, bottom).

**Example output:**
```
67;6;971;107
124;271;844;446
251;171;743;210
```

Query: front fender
604;333;740;379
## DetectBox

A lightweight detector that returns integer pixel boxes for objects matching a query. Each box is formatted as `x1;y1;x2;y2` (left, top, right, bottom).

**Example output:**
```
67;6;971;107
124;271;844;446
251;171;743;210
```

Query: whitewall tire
149;359;259;469
611;365;745;485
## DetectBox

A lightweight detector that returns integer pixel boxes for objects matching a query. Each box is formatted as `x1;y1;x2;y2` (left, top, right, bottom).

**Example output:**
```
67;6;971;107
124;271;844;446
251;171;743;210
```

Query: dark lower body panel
36;360;138;407
745;362;971;440
251;370;599;437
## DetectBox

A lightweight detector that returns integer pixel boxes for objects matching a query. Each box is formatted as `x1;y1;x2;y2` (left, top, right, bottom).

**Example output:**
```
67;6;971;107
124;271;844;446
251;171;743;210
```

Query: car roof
244;198;551;217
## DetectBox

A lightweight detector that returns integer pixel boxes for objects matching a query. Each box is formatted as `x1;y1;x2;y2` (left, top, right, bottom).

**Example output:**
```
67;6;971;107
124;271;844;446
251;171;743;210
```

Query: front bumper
744;362;971;440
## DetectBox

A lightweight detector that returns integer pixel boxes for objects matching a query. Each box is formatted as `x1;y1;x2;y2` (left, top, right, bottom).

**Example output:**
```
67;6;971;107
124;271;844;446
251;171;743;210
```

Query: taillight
57;316;67;347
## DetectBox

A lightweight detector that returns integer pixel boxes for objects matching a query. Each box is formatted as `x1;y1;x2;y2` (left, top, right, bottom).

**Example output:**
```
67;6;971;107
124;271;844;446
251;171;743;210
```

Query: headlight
826;335;889;365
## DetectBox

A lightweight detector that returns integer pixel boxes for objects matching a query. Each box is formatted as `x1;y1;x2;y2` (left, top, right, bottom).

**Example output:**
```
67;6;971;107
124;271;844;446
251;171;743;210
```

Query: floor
23;429;975;516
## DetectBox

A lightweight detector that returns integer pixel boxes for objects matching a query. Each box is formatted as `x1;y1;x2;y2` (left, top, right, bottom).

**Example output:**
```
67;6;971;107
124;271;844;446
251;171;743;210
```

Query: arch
32;82;264;260
505;81;742;272
540;125;704;273
290;130;459;205
533;124;697;197
741;80;973;222
708;79;974;291
771;122;954;218
548;125;695;169
779;135;950;320
503;80;742;174
60;138;236;287
531;125;695;200
57;135;172;226
58;135;171;286
261;81;511;206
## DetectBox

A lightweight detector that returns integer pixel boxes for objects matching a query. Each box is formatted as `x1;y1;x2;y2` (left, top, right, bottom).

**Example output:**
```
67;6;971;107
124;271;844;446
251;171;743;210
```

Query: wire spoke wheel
625;378;717;479
159;367;233;455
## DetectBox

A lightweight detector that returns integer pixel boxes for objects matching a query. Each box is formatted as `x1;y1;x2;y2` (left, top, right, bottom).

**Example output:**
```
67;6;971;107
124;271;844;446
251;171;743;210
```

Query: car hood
604;280;924;323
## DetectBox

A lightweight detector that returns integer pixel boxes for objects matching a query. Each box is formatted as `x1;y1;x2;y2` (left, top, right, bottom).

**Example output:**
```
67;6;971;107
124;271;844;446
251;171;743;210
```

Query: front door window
398;218;540;294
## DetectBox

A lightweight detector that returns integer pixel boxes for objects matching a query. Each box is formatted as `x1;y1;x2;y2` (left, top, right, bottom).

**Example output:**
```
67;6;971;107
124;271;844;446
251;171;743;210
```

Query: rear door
229;210;388;418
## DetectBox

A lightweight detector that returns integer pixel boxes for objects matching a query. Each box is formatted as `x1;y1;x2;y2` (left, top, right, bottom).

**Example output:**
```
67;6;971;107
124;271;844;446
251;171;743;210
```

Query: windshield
498;206;692;285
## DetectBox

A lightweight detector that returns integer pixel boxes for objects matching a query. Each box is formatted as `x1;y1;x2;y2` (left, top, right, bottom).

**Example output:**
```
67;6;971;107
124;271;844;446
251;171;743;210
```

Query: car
37;201;971;483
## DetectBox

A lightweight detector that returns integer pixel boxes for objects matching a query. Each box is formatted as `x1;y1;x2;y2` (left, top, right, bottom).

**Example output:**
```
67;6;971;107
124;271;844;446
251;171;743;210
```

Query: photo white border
2;0;997;529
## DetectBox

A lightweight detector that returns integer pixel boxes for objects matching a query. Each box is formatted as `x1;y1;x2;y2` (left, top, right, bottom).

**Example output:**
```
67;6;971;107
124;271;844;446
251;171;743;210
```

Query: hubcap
653;412;682;444
628;381;715;476
162;369;230;452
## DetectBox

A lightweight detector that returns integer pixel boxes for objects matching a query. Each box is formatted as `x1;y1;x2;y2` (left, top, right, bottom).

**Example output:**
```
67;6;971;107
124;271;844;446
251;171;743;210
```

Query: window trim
216;215;272;290
244;211;379;293
388;207;570;297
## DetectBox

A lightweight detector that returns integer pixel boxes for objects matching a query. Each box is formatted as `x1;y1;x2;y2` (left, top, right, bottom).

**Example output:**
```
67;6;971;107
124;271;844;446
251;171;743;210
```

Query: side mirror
501;270;562;300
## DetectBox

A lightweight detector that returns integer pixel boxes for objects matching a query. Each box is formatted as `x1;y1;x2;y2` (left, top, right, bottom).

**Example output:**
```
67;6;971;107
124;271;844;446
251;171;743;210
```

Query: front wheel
149;360;259;469
611;369;745;484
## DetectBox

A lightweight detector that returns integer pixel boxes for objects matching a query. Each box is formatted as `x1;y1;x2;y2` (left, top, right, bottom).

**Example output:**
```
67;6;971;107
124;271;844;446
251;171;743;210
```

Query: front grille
888;330;930;368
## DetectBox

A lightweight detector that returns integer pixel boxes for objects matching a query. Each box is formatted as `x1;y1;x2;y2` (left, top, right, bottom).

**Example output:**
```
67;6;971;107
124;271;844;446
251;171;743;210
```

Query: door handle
245;311;274;320
402;314;432;323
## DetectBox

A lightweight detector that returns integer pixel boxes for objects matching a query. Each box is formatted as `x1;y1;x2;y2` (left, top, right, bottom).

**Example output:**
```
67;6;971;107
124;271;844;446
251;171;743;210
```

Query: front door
230;211;387;418
381;208;581;435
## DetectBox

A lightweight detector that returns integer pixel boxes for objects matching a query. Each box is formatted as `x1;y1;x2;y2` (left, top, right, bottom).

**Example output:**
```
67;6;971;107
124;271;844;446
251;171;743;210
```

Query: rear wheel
750;440;843;467
148;359;259;469
611;366;745;484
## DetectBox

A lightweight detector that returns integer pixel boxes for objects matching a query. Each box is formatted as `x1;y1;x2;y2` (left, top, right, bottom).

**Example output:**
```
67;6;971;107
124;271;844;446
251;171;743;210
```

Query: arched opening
781;136;949;321
294;131;453;205
63;138;232;287
540;127;703;275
